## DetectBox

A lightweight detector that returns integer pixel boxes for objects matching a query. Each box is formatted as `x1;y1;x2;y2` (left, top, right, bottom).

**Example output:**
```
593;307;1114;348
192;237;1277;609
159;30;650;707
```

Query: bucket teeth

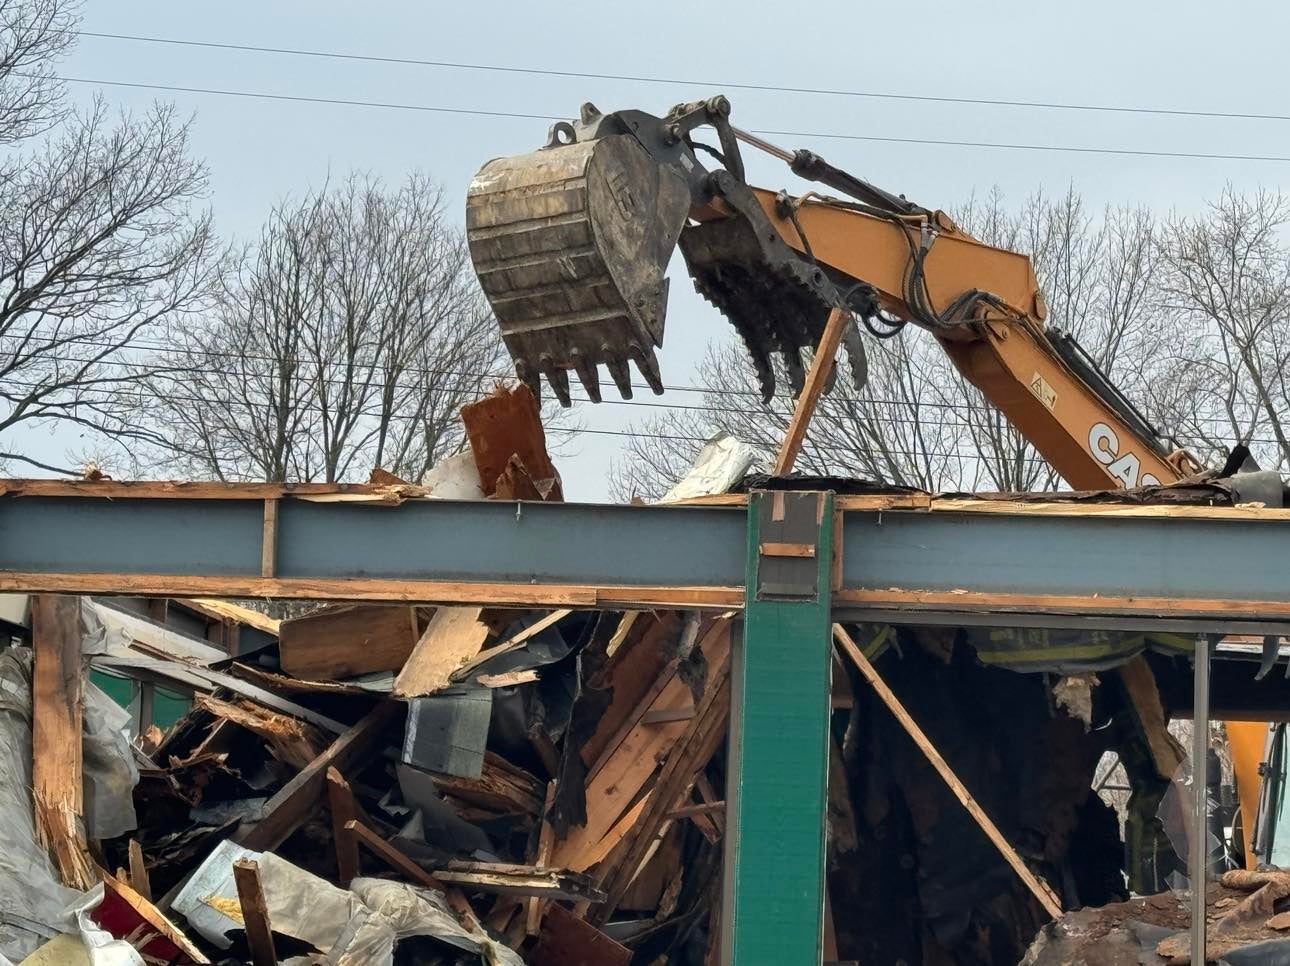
605;354;634;399
540;356;572;407
514;359;542;401
631;345;665;396
571;350;601;403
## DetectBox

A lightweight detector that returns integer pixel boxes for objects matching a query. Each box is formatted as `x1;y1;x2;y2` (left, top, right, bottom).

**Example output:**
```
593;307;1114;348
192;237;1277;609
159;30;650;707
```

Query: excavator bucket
466;134;691;405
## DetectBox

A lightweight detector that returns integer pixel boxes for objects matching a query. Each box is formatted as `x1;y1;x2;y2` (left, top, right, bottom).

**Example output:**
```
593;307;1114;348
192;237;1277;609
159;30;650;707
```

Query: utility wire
77;30;1290;126
26;333;1282;436
42;73;1290;165
0;371;1056;464
10;347;1281;447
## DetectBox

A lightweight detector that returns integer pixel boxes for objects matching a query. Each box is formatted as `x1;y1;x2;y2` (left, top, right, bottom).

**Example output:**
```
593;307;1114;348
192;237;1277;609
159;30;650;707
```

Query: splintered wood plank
32;594;95;890
195;695;327;770
393;606;492;698
594;658;732;922
581;612;681;771
128;839;152;901
234;859;278;966
554;621;731;873
529;902;630;966
452;609;572;683
237;701;400;852
527;781;558;935
1119;654;1185;778
101;874;210;963
278;604;421;679
180;598;281;635
326;768;361;886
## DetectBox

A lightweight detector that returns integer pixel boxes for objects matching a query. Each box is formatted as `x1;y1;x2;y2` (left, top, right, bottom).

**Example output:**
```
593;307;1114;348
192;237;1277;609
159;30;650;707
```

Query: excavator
464;95;1274;878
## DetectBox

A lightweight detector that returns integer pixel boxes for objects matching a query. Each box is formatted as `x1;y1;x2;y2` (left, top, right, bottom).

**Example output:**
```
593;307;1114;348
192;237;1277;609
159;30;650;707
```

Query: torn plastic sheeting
174;841;372;953
0;647;139;961
659;432;759;503
64;885;146;966
421;450;487;500
172;841;523;965
171;840;259;950
345;878;525;966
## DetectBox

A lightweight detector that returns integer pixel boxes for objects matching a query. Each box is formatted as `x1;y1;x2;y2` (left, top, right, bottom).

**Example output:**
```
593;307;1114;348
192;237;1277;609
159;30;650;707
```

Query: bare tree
1146;187;1290;471
139;173;511;483
0;0;77;146
0;97;216;473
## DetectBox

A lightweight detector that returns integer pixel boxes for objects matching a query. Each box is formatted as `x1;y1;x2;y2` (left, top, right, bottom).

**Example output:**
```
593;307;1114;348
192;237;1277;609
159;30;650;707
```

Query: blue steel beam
0;494;746;593
840;511;1290;604
3;485;1290;621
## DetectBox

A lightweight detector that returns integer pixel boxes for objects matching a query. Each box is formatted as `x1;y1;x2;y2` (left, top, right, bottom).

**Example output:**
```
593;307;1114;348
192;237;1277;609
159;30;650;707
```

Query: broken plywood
279;604;422;680
460;383;562;500
393;606;493;698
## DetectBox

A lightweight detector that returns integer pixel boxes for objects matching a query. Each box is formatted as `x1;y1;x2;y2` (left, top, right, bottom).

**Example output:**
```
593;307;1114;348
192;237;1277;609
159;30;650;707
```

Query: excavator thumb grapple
466;97;872;406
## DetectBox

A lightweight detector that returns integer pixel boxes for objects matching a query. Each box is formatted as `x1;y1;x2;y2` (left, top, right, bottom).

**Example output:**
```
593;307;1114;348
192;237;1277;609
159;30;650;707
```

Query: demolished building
3;386;1290;964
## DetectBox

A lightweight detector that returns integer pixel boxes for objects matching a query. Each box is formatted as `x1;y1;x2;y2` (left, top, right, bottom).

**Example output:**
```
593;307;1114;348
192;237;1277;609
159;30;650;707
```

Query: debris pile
4;384;1290;965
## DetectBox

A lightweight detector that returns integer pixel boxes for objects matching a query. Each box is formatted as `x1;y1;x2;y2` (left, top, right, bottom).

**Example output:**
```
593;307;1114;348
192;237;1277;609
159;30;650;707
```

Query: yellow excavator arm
465;94;1199;490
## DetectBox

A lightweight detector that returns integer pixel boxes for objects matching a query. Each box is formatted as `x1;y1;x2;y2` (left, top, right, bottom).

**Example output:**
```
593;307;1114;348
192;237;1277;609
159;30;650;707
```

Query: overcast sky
22;0;1290;499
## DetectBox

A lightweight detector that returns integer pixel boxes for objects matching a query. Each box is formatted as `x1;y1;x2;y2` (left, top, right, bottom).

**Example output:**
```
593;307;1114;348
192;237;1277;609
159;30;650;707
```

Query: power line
8;345;1282;451
77;30;1290;126
43;73;1290;166
0;371;1054;464
14;332;1286;439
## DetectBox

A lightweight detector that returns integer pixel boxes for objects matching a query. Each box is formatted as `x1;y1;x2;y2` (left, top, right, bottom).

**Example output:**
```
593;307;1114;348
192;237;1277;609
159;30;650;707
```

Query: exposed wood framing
0;572;744;611
260;499;279;579
833;623;1063;918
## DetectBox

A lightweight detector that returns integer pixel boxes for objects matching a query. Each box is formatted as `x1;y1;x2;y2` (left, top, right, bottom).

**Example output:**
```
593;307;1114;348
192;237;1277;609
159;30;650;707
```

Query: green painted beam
724;490;834;966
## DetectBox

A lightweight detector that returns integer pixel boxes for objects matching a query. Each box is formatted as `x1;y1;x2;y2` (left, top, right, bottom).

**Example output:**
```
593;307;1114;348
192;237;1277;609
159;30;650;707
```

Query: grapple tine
840;317;869;391
823;350;839;393
514;359;542;401
571;349;601;403
784;346;806;398
605;354;634;399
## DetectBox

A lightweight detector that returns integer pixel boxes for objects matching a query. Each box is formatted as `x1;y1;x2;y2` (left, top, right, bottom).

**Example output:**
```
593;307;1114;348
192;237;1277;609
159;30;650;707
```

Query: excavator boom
465;94;1198;489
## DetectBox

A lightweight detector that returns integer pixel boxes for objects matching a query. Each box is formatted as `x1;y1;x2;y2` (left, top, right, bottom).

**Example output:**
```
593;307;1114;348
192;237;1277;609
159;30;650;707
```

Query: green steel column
723;490;834;966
